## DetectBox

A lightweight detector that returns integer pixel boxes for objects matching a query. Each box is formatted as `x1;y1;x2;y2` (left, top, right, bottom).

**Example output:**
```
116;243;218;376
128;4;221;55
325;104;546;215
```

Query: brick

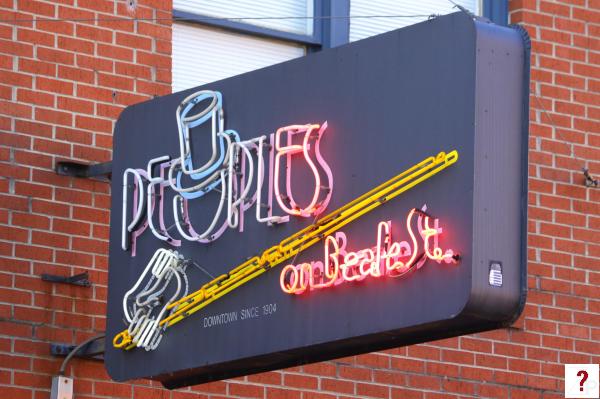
319;378;353;394
0;100;32;118
338;365;371;381
55;126;93;145
35;107;72;126
357;382;389;398
301;362;336;377
58;36;94;54
58;65;95;84
15;244;53;262
33;137;71;157
0;39;34;57
115;32;152;50
355;353;390;368
17;28;55;47
72;206;109;224
426;362;460;379
540;1;571;16
34;325;73;343
19;58;56;77
573;7;600;23
76;24;114;43
36;76;74;95
77;54;113;72
17;88;55;107
113;90;150;105
511;10;553;27
408;375;441;391
284;374;318;389
530;347;559;364
12;212;50;229
76;84;115;102
155;39;171;55
78;0;114;13
57;96;95;114
137;51;171;69
0;130;30;149
97;43;133;62
72;144;111;163
18;0;56;16
97;18;134;33
555;73;585;89
14;181;53;199
0;54;12;69
0;70;33;88
137;21;171;40
74;115;113;133
407;345;440;360
0;386;32;399
0;84;11;100
229;383;264;398
36;20;74;36
53;218;90;236
554;17;586;34
558;324;589;339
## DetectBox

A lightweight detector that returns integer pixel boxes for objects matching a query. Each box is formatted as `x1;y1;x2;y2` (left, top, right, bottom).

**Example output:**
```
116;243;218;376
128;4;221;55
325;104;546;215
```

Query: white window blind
173;0;314;36
350;0;480;42
172;23;306;92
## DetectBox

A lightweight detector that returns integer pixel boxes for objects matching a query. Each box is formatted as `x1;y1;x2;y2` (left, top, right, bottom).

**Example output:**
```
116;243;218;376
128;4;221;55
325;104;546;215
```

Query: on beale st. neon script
280;207;459;295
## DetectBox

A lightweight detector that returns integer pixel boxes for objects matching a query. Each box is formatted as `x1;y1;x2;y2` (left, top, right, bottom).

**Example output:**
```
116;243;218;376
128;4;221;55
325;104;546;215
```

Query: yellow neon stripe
114;150;458;350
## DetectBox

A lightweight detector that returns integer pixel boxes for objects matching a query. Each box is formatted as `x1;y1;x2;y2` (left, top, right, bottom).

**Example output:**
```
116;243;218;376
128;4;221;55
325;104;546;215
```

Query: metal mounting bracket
55;161;112;180
41;272;91;287
50;337;105;361
583;168;598;188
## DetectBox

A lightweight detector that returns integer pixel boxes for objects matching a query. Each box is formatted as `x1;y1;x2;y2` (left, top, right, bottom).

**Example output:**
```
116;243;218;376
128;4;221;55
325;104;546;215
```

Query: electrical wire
59;334;105;376
0;14;436;24
532;88;598;188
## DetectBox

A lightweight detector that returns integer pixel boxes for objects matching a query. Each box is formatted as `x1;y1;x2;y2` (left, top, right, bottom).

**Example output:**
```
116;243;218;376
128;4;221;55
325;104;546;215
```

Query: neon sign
113;150;459;351
280;207;458;295
121;90;333;256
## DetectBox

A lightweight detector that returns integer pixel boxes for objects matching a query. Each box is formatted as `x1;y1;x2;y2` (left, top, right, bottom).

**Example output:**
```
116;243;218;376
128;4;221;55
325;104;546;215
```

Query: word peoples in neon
122;90;333;255
280;207;459;295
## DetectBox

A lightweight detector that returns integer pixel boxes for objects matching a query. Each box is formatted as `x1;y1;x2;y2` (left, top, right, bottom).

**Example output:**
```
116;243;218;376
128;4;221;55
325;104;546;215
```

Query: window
171;1;497;92
173;0;314;35
172;0;314;92
350;0;481;42
172;23;305;92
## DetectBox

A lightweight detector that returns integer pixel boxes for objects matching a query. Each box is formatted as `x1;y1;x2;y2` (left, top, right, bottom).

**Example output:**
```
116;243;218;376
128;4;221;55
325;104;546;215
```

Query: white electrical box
50;376;73;399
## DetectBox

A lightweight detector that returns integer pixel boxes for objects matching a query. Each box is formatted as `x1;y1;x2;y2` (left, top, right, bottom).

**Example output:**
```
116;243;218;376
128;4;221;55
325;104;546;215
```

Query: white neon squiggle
122;168;146;251
122;248;190;351
146;156;171;242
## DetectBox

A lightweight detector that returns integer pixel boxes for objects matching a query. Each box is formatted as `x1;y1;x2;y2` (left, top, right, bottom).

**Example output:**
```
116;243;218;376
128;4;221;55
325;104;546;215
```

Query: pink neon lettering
274;122;333;217
280;208;459;295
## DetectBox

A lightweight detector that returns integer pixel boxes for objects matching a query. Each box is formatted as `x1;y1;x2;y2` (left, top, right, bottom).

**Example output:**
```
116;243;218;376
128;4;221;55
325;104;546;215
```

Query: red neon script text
280;208;459;295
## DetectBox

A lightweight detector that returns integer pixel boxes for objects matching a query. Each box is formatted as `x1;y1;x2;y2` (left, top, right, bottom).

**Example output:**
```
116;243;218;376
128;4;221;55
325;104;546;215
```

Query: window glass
173;0;314;36
172;23;306;92
350;0;480;42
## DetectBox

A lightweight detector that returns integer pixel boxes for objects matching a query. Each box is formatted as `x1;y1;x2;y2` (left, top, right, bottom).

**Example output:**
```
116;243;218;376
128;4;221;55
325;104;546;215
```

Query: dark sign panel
105;13;529;388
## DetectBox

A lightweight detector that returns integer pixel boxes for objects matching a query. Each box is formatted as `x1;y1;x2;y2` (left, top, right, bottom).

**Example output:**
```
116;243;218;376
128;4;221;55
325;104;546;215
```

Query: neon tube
280;208;458;294
274;122;333;217
122;168;147;251
256;134;289;225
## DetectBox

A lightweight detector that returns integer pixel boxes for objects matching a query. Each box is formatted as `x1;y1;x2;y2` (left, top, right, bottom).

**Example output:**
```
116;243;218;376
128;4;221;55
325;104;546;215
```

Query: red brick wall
0;0;598;398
